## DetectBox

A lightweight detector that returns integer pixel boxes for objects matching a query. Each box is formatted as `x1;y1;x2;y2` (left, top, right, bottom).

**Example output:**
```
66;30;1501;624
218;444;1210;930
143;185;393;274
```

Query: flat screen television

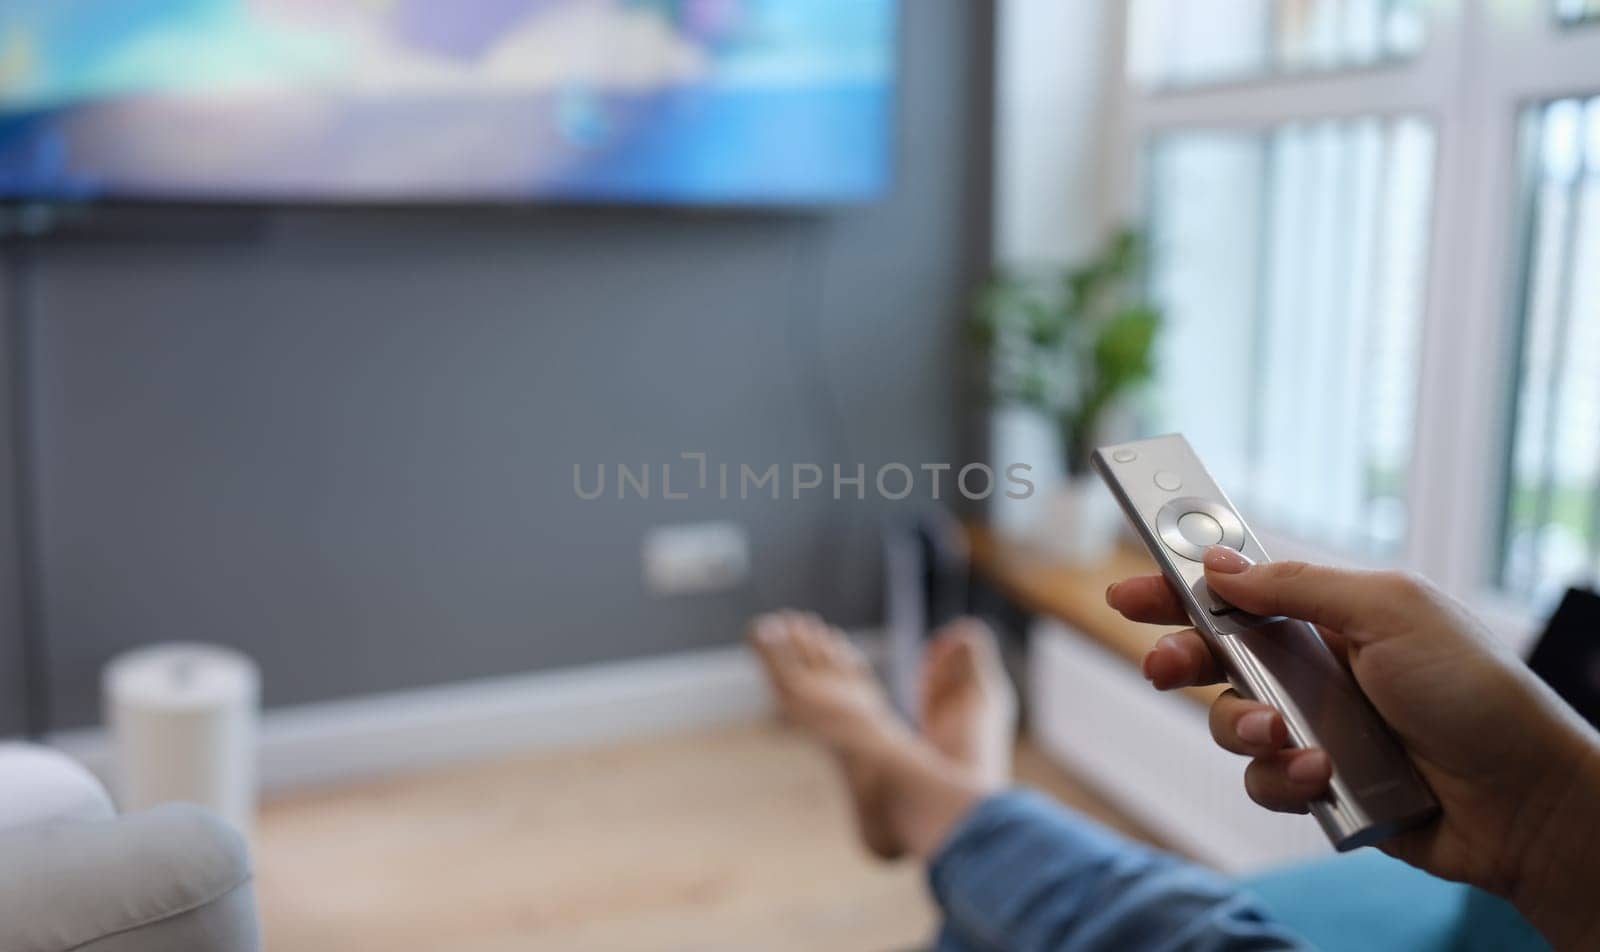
0;0;897;206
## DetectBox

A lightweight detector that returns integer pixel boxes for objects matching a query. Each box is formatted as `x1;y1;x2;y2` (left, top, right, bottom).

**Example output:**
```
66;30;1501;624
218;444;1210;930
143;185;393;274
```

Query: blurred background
0;1;1598;949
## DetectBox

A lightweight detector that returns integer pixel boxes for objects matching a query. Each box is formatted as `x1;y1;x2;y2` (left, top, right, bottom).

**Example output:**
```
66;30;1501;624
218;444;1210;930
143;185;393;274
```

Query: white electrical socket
642;521;750;595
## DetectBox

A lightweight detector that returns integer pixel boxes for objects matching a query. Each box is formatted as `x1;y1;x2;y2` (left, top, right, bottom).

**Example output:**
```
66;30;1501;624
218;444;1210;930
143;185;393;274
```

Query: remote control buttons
1191;578;1240;616
1154;471;1183;491
1191;577;1282;631
1178;512;1223;546
1112;449;1138;463
1156;497;1245;561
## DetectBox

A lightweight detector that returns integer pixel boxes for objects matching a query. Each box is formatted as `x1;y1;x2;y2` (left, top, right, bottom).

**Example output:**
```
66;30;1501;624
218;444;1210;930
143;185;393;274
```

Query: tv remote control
1092;433;1438;851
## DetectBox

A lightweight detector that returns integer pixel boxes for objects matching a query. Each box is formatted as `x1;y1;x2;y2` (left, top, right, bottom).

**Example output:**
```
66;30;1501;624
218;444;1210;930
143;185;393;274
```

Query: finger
1317;625;1353;664
1107;575;1190;626
1202;548;1426;642
1142;630;1225;689
1243;749;1332;814
1209;691;1289;756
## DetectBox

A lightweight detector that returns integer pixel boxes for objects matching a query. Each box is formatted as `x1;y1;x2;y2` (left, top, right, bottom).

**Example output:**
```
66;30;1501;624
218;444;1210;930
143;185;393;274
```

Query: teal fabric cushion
1242;849;1549;952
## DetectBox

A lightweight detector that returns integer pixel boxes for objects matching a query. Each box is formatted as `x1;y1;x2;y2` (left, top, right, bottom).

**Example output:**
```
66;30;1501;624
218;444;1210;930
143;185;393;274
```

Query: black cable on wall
4;239;50;739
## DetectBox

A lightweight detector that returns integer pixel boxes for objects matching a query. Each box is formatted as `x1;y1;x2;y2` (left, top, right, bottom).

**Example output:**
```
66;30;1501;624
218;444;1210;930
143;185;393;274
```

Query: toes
825;627;869;671
932;617;995;656
919;647;962;706
780;611;825;666
932;616;990;638
748;614;787;660
752;608;878;694
771;610;865;672
920;636;959;688
950;618;1001;659
926;618;999;684
945;640;981;688
748;614;797;678
920;617;1016;725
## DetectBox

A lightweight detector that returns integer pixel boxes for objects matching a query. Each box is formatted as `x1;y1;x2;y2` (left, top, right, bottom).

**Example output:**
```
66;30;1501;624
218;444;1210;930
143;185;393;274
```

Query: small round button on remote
1153;471;1183;491
1155;497;1245;561
1112;449;1137;463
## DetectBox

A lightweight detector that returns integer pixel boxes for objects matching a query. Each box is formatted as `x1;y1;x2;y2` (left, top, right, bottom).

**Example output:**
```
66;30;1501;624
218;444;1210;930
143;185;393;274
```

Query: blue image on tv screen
0;0;897;205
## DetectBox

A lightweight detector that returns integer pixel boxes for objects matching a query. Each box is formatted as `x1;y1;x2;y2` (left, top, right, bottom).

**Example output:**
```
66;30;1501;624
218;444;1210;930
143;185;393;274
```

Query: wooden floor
255;723;1161;952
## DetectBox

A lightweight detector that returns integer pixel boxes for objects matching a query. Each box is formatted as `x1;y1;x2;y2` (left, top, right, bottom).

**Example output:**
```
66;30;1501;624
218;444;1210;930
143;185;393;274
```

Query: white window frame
1098;1;1600;649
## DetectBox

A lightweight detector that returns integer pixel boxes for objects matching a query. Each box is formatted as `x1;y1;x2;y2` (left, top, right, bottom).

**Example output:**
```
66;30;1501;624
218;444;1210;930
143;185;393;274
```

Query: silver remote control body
1092;433;1438;851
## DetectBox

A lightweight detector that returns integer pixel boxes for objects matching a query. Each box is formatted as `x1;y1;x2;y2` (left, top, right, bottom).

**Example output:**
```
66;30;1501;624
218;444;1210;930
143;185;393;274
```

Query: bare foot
748;611;911;859
919;618;1017;789
748;612;1009;863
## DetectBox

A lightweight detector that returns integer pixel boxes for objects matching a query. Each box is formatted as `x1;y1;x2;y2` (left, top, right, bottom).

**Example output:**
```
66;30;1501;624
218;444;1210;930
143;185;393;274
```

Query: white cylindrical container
104;643;261;834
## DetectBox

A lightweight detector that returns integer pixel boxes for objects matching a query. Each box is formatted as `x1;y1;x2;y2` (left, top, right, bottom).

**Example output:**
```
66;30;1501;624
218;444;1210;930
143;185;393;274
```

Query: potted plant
971;228;1162;561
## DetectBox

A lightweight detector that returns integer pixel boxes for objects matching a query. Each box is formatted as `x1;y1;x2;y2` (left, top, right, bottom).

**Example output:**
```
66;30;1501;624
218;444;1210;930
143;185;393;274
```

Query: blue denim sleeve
928;789;1313;952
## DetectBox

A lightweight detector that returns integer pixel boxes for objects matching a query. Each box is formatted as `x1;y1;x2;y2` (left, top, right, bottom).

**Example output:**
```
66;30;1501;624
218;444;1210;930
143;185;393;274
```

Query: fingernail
1105;581;1120;605
1204;546;1254;574
1287;750;1329;785
1237;710;1277;745
1143;636;1183;688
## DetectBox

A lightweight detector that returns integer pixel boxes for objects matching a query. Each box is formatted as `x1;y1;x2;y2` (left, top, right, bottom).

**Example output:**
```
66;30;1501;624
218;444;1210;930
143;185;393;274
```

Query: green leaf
1093;305;1161;392
1018;371;1050;408
969;227;1163;463
1026;298;1065;346
1105;228;1143;276
973;273;1040;340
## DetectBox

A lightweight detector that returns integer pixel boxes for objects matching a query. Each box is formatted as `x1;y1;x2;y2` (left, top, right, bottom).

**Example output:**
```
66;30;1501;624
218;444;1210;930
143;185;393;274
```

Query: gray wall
0;267;28;737
10;0;993;730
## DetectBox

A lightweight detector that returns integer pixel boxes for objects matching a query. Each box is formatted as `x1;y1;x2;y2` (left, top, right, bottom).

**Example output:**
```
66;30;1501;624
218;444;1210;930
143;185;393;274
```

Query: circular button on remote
1112;449;1137;463
1177;511;1223;546
1153;471;1183;492
1155;497;1245;561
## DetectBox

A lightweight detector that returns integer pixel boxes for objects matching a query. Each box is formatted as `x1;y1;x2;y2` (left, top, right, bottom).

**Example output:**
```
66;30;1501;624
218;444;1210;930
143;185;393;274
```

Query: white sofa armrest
0;743;115;832
0;803;260;952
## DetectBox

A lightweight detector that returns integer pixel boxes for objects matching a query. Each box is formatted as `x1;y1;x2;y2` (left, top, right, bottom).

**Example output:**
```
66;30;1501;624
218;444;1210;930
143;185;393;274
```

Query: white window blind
1146;119;1433;555
1502;96;1600;599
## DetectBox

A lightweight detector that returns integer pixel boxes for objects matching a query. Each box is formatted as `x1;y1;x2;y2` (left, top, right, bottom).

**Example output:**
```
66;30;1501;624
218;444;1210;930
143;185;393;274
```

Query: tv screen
0;0;897;206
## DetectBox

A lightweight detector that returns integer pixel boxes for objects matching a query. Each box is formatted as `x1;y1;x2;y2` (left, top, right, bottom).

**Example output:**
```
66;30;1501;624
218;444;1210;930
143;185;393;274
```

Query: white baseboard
49;642;786;794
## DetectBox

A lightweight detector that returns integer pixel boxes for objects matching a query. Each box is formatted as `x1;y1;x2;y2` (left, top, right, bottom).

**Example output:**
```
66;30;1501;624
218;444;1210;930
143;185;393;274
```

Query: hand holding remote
1094;436;1437;848
1109;549;1600;951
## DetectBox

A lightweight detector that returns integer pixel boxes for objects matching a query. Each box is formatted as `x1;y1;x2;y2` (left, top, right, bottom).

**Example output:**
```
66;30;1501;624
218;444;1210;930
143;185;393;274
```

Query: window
1146;118;1433;555
1129;0;1425;88
1124;0;1442;559
1501;97;1600;599
1112;0;1600;623
1556;0;1600;27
